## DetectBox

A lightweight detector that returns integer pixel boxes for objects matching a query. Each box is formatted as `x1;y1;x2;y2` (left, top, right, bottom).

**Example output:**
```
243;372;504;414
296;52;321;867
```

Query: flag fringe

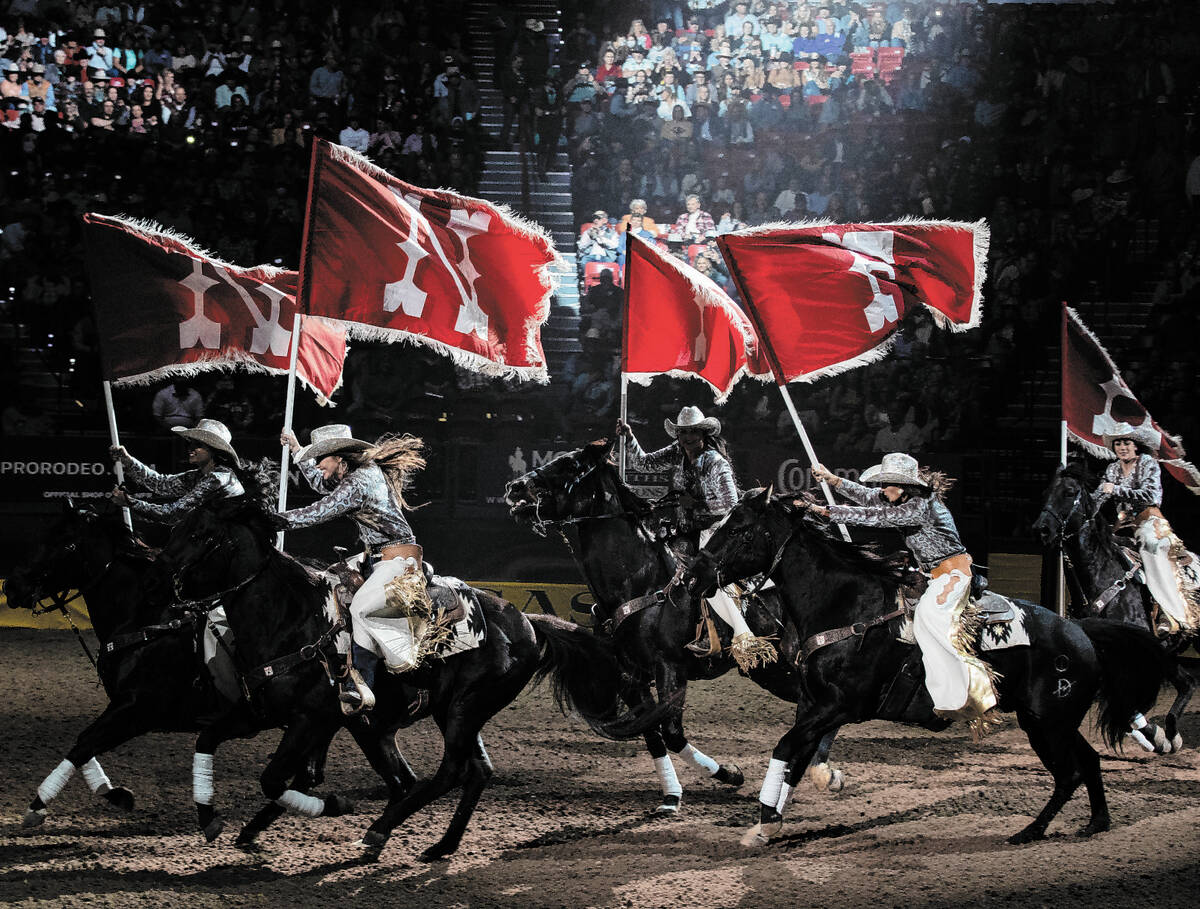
1066;307;1189;458
733;216;989;332
332;320;549;384
1066;427;1114;460
108;349;344;404
85;213;292;280
323;141;566;271
789;333;899;383
624;364;772;405
1162;458;1200;494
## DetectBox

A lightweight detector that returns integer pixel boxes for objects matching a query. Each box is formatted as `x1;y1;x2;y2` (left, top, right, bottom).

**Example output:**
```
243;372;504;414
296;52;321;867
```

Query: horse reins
29;555;121;673
1047;482;1144;615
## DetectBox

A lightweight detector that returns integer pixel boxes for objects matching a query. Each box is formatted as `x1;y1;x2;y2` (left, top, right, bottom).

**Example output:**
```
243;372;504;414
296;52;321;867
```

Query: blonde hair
348;433;426;509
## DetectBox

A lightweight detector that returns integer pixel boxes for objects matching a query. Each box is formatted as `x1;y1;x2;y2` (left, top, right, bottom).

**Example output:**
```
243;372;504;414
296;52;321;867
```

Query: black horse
505;440;843;813
161;494;667;860
2;502;347;840
684;489;1175;846
1033;461;1195;752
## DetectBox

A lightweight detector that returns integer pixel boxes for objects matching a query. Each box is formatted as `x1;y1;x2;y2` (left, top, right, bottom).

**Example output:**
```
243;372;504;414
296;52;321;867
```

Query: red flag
717;219;988;382
301;139;559;382
83;213;346;401
1063;306;1199;493
622;234;769;402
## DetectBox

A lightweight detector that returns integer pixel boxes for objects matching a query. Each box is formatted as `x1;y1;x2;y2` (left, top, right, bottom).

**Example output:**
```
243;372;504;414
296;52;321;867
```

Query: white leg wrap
1129;728;1155;752
678;744;720;775
193;753;215;805
759;757;787;809
776;782;794;815
653;756;682;798
275;789;325;817
80;758;112;795
37;759;76;804
1132;713;1149;729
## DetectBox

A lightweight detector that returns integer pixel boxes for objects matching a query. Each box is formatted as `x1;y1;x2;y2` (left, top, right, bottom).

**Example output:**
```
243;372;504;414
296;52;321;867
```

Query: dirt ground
1;629;1198;908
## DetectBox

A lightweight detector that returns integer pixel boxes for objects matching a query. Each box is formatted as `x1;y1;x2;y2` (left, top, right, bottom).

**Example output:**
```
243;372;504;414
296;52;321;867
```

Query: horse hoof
1171;733;1184;753
103;786;135;812
740;821;778;848
22;807;47;828
419;844;455;863
359;828;388;848
1152;725;1171;754
321;795;355;818
1006;827;1044;846
1076;818;1110;838
713;764;744;787
655;795;682;815
827;768;845;793
202;815;225;843
805;762;833;791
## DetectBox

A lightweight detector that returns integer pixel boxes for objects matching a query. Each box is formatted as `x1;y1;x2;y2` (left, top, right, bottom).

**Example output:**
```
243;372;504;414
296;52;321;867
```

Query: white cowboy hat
173;419;239;461
664;406;721;439
298;423;371;462
859;452;928;488
1100;422;1159;452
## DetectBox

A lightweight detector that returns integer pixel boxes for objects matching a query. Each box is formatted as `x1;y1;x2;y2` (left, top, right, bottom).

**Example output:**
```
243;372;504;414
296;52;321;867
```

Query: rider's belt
1134;506;1164;525
930;553;972;579
380;543;423;563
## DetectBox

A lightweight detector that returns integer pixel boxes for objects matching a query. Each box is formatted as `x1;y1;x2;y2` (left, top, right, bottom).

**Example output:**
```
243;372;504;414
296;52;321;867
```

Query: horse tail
526;613;679;740
1078;617;1174;750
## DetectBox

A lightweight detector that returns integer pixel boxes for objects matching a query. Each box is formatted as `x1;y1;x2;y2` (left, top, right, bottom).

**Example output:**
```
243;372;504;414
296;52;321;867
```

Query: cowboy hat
1100;422;1159;452
859;452;928;488
298;423;371;462
173;419;239;462
664;406;721;439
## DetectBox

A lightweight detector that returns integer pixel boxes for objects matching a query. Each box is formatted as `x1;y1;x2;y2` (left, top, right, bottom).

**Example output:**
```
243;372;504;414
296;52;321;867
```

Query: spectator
339;113;370;153
579;210;620;263
152;381;204;431
308;53;344;108
672;194;716;242
618;198;659;236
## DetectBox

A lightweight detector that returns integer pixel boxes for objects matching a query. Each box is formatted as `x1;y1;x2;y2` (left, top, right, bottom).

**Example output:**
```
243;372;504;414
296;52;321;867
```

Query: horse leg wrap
775;783;794;815
1128;728;1155;752
36;759;76;804
758;758;787;810
653;756;682;812
193;753;215;805
678;744;720;775
275;789;325;818
80;758;112;795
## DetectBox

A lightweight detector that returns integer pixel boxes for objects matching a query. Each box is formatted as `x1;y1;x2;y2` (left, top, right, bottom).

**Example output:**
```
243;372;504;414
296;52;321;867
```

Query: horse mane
233;457;282;514
768;493;909;586
1058;459;1098;487
599;454;651;519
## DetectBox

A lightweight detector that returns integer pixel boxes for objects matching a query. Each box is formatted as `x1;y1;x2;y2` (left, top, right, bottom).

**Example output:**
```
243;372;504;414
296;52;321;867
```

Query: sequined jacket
121;455;244;523
282;459;416;549
1091;454;1162;512
827;477;966;572
625;434;739;519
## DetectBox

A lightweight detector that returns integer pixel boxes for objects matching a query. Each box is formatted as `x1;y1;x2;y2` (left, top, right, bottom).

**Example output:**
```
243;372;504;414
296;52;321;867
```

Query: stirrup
339;670;375;716
685;638;715;656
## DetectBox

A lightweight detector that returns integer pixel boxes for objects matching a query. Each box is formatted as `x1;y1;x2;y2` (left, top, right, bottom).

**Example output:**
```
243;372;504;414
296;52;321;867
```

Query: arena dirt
2;629;1197;908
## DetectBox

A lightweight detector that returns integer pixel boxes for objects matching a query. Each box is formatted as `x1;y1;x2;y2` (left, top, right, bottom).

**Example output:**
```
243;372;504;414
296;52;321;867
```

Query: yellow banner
0;581;594;631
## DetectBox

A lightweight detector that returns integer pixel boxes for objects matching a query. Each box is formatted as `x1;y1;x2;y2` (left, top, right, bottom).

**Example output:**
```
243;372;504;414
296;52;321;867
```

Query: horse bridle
1037;482;1086;545
692;511;795;597
518;456;644;537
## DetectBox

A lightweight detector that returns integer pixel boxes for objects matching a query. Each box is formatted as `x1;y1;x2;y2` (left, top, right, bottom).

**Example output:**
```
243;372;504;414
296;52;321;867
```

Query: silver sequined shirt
1091;454;1162;511
122;455;244;523
282;459;416;548
827;477;966;571
625;434;739;517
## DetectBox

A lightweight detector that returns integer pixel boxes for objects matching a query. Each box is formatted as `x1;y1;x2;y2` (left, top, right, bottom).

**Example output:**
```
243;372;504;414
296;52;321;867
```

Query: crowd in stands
2;1;1200;536
0;0;486;437
546;0;1200;474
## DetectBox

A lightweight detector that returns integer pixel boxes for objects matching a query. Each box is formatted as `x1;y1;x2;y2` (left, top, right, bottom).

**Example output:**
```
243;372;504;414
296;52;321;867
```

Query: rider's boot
340;643;378;716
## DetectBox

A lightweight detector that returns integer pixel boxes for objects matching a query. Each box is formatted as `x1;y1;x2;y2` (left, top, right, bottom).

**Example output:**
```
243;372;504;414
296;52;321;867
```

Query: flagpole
102;380;133;530
619;231;633;481
276;315;302;549
716;237;850;541
276;136;324;549
1058;302;1068;617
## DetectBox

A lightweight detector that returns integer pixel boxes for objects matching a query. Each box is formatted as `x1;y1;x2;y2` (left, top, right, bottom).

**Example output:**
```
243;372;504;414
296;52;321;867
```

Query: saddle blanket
975;593;1031;652
323;574;486;660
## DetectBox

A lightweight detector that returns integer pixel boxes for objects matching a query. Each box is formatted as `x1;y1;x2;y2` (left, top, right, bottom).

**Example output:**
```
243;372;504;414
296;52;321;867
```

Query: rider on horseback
279;424;426;715
617;406;777;671
1094;423;1197;635
109;418;244;701
808;454;999;730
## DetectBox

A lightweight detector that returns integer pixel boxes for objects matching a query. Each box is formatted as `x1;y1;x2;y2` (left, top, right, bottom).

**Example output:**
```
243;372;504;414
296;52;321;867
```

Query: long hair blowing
357;433;426;509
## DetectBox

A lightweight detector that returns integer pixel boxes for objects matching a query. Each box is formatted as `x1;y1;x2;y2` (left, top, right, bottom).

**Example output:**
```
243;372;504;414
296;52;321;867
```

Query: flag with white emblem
299;139;560;382
717;219;988;383
622;233;770;402
1064;306;1199;493
82;213;347;400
